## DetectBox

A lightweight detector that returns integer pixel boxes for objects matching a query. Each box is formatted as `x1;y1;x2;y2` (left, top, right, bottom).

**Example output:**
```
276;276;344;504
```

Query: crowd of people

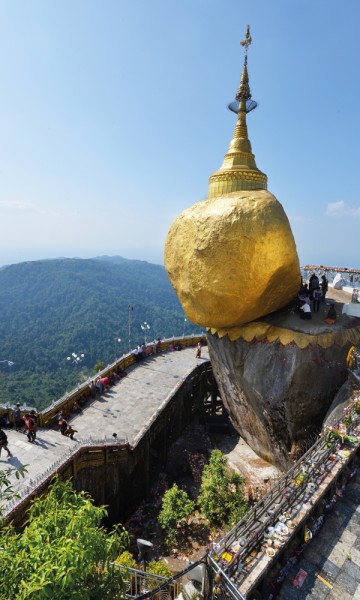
0;407;39;459
133;339;162;361
298;273;337;324
1;339;206;460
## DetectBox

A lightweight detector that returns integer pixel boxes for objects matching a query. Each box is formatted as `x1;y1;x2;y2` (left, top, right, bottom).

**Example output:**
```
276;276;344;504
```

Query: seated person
59;418;77;440
299;301;312;320
324;302;337;325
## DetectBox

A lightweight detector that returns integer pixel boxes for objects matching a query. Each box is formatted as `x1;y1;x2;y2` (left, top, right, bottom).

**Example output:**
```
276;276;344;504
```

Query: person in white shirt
300;301;312;320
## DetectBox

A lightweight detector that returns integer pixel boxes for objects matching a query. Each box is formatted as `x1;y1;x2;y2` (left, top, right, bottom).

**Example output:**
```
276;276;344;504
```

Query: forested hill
0;256;200;410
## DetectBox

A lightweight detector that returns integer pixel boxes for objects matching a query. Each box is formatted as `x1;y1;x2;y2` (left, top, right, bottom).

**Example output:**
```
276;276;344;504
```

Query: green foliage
94;361;105;373
158;484;195;545
146;559;172;578
198;450;248;528
114;550;138;569
0;256;201;409
0;465;27;519
0;477;130;599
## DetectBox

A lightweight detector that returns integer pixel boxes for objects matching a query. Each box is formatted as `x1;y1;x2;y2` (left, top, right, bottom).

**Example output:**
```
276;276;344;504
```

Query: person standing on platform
312;287;323;313
321;275;328;302
0;428;12;457
12;403;22;431
196;341;202;358
309;273;319;300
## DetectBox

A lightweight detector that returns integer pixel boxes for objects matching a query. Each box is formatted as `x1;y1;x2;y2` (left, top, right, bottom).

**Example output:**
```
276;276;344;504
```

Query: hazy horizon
1;1;359;272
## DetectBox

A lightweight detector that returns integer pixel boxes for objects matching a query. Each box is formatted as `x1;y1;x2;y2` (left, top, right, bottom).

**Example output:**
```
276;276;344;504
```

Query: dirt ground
124;421;278;573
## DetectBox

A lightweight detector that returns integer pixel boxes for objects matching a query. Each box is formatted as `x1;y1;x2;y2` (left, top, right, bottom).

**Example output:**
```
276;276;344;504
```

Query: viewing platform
1;343;209;517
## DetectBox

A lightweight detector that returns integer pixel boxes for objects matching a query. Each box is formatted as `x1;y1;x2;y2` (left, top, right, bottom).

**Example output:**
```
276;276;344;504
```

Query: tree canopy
0;256;201;409
198;449;248;527
0;477;130;599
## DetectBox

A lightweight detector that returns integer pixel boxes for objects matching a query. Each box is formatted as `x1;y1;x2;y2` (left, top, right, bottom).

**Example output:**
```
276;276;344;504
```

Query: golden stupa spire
208;26;267;199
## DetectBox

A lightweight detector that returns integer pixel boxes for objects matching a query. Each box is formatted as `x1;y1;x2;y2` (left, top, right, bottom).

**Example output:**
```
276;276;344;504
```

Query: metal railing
2;354;211;521
210;400;360;579
2;437;128;518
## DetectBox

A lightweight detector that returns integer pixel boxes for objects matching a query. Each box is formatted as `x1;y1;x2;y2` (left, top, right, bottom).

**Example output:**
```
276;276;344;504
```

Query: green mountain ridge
0;256;199;410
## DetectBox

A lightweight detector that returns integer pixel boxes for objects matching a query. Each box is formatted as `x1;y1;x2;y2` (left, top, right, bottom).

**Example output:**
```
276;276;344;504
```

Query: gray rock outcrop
207;331;350;470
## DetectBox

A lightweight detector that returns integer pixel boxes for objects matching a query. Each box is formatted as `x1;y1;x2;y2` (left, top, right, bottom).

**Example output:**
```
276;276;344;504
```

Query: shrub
147;560;172;578
158;484;195;545
0;477;130;599
115;551;138;569
198;450;248;528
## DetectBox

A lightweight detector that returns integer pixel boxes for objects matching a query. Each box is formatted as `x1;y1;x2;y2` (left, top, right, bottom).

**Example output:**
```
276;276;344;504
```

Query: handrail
3;438;128;519
2;356;211;521
211;402;360;569
0;335;206;426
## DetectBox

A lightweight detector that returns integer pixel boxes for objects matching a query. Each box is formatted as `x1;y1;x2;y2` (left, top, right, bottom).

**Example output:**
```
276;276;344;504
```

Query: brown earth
124;420;278;574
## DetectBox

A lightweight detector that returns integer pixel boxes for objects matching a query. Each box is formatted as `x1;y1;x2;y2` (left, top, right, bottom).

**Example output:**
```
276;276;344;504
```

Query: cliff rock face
207;331;349;470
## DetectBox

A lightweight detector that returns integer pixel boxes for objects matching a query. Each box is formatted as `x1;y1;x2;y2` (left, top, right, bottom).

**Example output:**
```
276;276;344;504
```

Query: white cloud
0;200;38;214
325;200;360;218
0;200;79;219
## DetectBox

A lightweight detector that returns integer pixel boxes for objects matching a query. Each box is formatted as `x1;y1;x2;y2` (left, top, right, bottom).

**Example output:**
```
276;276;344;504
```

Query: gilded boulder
164;190;300;329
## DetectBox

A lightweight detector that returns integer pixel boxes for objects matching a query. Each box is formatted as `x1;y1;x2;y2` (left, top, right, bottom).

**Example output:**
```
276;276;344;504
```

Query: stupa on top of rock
165;28;360;470
164;26;301;330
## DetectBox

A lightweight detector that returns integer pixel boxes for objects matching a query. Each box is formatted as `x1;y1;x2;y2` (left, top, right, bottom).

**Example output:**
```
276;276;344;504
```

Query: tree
0;465;27;520
198;450;248;528
158;484;195;545
0;477;130;599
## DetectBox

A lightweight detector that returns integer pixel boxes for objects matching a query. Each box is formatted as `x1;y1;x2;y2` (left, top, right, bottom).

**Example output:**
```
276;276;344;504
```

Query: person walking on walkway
0;428;12;458
196;341;202;358
24;413;36;443
29;410;38;442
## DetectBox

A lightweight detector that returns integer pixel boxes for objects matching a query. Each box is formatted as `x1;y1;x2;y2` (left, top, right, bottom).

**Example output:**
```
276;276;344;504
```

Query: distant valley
0;256;200;410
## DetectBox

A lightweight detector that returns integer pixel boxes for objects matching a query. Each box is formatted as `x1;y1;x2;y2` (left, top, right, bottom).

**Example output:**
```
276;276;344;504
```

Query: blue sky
0;0;359;269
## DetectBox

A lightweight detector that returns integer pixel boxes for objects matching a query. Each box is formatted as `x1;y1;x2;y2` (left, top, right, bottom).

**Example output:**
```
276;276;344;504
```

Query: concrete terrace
1;346;209;505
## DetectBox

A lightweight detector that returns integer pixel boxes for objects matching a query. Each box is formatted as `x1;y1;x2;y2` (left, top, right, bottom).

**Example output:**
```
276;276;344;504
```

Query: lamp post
140;321;150;344
67;352;84;365
183;317;187;337
0;360;14;406
128;305;133;352
137;538;153;572
114;337;121;359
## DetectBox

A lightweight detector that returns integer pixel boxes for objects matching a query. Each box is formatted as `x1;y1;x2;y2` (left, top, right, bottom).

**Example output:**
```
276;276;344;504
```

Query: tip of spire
240;25;252;64
208;25;267;197
236;26;253;102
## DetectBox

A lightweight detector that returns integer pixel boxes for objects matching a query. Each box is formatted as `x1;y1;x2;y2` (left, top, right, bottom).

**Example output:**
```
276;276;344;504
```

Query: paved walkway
277;469;360;599
1;346;209;509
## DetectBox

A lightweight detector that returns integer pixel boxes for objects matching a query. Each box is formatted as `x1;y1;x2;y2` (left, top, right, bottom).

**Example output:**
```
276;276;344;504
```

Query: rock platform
207;289;360;470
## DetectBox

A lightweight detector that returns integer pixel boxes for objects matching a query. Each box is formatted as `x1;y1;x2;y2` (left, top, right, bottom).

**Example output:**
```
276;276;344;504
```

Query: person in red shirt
24;413;36;443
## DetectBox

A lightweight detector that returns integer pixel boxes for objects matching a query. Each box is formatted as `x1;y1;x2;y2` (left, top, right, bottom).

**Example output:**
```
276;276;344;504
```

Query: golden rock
164;28;300;329
164;190;300;328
